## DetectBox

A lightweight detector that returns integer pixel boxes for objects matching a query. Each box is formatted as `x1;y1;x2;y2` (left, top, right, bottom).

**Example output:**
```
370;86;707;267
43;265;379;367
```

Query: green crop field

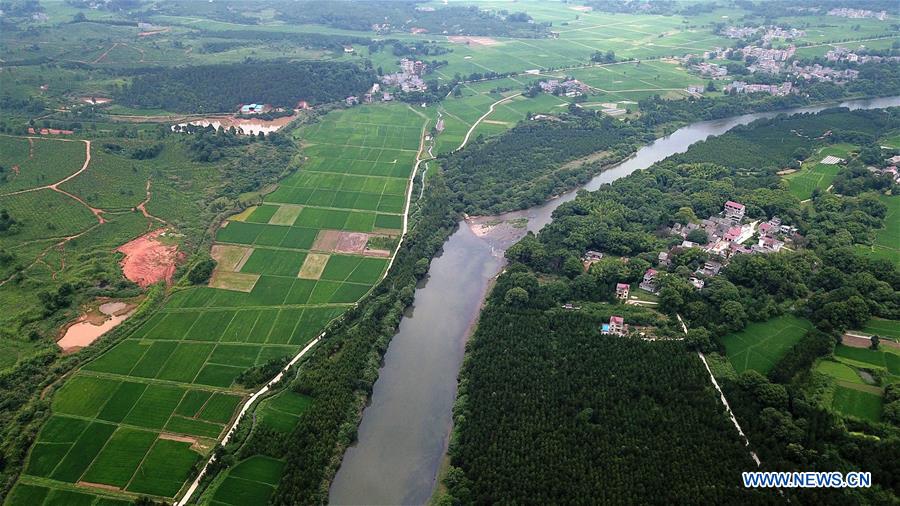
856;318;900;341
855;195;899;266
785;144;856;200
721;315;813;374
208;455;285;506
832;385;883;422
834;344;900;376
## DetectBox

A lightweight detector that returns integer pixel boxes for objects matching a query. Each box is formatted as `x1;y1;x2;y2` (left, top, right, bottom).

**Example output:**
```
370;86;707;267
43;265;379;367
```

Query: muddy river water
328;96;900;505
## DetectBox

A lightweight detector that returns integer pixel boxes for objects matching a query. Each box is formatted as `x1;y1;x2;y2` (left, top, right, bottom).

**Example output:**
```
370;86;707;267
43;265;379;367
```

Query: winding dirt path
456;93;522;151
136;179;168;229
0;139;106;223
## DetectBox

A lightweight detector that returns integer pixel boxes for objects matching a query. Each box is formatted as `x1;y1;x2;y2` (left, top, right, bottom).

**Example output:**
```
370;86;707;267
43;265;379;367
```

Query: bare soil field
211;244;254;272
298;253;329;280
173;112;298;136
209;270;260;292
447;36;501;46
117;228;179;287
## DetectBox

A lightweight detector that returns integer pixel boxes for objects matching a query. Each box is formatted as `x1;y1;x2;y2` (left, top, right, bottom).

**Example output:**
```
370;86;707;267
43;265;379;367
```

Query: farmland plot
20;103;425;502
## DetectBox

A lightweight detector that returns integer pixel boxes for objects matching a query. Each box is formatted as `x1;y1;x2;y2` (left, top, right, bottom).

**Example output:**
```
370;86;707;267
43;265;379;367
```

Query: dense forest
453;108;900;504
443;267;760;504
440;105;649;214
117;61;374;113
272;1;549;38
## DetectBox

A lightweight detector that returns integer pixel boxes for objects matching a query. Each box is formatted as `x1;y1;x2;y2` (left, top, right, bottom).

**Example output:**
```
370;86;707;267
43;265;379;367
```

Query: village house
689;276;705;290
615;283;630;300
639;268;659;293
723;200;746;224
697;260;722;277
602;316;627;336
345;96;359;106
658;251;671;268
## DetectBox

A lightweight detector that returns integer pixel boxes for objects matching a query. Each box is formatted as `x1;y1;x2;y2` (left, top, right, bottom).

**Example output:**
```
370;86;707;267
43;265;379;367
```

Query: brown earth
447;35;501;46
77;482;121;492
117;228;178;287
312;229;342;251
335;232;370;255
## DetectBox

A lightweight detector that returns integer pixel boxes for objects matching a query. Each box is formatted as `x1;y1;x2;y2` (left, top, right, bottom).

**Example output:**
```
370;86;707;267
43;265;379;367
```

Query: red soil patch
335;232;369;254
117;228;179;287
159;433;197;444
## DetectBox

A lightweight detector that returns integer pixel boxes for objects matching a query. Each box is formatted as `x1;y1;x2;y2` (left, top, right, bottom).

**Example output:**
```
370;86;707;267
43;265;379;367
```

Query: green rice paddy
18;103;425;502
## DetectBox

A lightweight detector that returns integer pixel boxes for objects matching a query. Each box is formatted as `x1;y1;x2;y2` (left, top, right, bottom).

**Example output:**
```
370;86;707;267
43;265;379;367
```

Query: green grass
832;385;883;422
721;315;813;374
816;360;865;384
258;391;313;433
206;453;286;504
127;439;201;497
857;318;900;341
855;195;899;267
784;145;855;200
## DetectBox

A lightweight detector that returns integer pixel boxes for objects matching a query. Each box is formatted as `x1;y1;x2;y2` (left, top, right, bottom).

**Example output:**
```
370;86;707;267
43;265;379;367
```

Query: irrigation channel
328;95;900;505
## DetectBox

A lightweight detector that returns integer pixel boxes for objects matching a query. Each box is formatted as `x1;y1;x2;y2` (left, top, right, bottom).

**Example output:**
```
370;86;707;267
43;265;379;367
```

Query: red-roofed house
603;316;627;336
615;283;630;300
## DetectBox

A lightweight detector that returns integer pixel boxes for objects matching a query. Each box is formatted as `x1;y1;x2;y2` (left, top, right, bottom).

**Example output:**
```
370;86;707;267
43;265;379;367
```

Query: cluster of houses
725;81;794;96
380;58;428;93
27;127;73;136
871;154;900;183
693;62;727;78
825;47;900;64
827;8;888;20
721;26;805;42
638;201;802;294
537;78;591;97
790;63;859;82
347;84;394;106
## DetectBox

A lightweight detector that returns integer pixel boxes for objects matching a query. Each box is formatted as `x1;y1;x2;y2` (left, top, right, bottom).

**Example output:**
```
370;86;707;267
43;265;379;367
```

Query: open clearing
721;315;813;374
855;195;899;266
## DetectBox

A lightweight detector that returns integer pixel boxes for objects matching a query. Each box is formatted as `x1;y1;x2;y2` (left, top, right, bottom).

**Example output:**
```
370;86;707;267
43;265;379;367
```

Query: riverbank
329;94;900;504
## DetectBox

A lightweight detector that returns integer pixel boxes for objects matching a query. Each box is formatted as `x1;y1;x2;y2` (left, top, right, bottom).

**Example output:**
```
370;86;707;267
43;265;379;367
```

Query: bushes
187;258;216;285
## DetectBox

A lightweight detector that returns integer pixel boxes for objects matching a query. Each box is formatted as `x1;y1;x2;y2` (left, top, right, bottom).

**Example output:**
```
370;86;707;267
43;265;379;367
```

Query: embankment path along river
176;108;433;506
328;95;900;505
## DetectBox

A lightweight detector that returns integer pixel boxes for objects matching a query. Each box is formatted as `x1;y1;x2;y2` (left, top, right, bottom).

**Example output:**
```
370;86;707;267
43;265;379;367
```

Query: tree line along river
328;95;900;506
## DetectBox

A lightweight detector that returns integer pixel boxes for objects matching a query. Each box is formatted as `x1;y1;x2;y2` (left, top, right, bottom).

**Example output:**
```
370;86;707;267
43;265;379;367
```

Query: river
328;95;900;505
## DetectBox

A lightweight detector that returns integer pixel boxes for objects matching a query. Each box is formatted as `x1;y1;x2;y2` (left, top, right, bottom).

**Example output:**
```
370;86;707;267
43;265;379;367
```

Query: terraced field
10;103;427;503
